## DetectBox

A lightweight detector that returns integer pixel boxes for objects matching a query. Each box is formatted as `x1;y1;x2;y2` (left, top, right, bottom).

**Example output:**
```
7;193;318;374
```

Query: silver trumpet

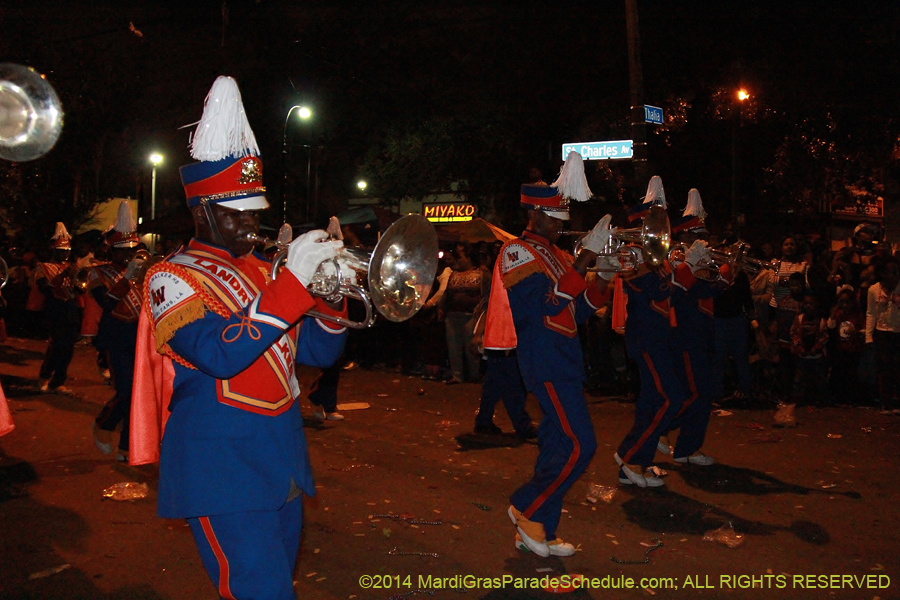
563;205;672;272
671;241;781;282
246;215;439;329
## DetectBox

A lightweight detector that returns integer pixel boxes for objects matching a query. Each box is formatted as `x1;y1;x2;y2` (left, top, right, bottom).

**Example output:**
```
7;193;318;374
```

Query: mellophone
245;215;439;329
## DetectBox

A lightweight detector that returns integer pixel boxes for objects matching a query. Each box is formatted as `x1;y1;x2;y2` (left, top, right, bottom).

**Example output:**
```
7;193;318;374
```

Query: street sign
644;105;664;125
562;140;633;161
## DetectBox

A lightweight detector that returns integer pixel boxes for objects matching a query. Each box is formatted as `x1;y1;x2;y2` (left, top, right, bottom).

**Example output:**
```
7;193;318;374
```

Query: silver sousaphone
0;63;63;162
248;214;439;329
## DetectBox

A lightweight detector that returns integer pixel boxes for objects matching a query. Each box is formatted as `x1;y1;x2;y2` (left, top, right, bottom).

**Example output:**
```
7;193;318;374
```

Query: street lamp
732;89;749;229
149;153;163;252
357;180;367;192
282;105;312;224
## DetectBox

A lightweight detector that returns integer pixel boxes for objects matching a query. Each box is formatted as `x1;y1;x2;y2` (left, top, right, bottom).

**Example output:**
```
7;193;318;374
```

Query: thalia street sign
644;105;664;125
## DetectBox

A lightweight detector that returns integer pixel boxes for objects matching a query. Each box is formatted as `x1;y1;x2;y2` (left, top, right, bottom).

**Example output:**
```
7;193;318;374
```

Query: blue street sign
562;140;633;161
644;105;664;125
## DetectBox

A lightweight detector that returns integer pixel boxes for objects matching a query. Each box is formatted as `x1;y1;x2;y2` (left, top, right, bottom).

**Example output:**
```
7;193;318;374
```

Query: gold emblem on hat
238;158;262;184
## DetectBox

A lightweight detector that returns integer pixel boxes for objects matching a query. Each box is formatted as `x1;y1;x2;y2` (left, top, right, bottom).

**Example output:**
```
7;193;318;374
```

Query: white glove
685;240;711;271
124;255;146;280
595;254;620;281
285;230;344;287
580;214;615;254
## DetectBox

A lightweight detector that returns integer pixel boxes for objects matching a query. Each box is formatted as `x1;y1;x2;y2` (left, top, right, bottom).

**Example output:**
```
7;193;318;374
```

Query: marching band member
130;76;348;600
614;177;694;487
657;189;726;465
502;152;614;557
90;201;144;461
35;222;81;393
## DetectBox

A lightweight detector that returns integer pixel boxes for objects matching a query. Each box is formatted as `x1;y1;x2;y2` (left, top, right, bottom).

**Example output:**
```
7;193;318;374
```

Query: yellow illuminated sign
423;203;476;222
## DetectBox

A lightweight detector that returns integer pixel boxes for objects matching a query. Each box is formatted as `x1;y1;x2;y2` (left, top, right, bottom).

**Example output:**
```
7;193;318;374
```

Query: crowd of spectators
2;221;899;414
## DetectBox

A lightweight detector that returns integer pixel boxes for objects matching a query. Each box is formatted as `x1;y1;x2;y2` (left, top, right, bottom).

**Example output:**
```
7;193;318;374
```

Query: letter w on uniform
507;251;519;262
151;286;166;306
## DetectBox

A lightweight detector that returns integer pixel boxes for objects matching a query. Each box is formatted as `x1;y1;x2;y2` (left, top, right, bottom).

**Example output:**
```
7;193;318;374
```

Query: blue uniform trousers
617;347;688;467
308;362;341;413
474;351;532;436
669;346;715;458
510;381;596;539
95;323;138;451
711;315;753;399
188;496;303;600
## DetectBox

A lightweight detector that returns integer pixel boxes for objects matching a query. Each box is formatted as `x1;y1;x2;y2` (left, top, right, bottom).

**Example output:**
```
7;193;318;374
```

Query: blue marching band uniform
144;238;347;599
130;75;349;599
502;230;607;543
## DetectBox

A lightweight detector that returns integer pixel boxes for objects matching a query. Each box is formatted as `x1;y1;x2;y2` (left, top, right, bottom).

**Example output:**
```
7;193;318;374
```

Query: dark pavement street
1;336;898;600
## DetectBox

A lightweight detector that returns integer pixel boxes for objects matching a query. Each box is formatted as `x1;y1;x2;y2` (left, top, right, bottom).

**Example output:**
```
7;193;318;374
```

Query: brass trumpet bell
569;205;671;273
253;215;439;329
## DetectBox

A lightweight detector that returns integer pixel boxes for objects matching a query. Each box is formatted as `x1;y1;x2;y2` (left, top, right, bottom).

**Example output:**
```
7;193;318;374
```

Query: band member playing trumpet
502;152;616;557
130;76;348;600
90;201;145;461
36;222;81;393
613;177;710;487
659;189;727;466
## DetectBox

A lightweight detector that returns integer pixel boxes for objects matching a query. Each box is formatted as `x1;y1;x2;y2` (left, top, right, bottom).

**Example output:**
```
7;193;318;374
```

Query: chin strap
200;198;228;248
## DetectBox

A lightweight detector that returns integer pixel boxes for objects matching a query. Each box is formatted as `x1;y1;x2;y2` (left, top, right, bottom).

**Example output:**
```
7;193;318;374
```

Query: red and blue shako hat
106;201;140;248
50;222;72;250
179;76;268;211
627;175;667;223
671;188;708;235
520;151;593;220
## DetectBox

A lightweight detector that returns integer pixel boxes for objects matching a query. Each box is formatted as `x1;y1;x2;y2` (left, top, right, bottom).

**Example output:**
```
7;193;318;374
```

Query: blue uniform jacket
501;231;607;390
146;239;347;519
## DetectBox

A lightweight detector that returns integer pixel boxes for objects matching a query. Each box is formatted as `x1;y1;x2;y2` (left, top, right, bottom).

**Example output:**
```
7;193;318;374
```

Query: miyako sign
423;203;477;222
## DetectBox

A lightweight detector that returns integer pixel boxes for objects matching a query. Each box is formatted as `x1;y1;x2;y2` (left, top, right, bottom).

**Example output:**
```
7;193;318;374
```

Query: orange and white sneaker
515;533;576;556
508;505;550;557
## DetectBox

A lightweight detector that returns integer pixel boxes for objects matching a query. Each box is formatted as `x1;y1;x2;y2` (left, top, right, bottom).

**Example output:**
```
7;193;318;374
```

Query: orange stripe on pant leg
622;352;670;464
199;517;235;600
523;382;580;519
675;351;698;419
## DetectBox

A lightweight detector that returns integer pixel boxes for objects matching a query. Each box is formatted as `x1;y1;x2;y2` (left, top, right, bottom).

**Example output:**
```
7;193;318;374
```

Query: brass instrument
565;205;672;273
0;256;8;289
0;64;63;162
247;215;439;329
673;241;781;282
127;249;154;289
74;265;90;292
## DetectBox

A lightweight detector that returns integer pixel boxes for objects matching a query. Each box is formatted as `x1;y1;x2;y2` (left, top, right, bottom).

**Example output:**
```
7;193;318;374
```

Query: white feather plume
551;151;593;202
114;201;136;233
189;76;260;161
644;175;667;208
683;188;707;219
52;222;70;241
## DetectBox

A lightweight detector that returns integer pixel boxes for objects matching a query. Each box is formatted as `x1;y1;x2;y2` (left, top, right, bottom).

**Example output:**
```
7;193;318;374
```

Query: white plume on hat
551;151;593;202
188;76;260;162
683;188;707;220
644;176;667;208
51;222;70;242
113;200;136;234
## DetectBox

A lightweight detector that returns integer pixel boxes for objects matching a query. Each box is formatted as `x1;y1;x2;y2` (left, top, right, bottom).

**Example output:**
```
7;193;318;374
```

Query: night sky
1;1;898;244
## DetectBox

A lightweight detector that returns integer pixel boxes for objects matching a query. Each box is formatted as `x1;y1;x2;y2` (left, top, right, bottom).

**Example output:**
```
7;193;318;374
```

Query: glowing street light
282;105;314;223
737;88;750;101
357;180;367;191
149;153;163;252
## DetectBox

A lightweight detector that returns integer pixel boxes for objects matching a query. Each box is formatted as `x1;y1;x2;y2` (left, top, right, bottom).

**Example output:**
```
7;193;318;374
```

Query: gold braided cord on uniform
142;261;232;370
